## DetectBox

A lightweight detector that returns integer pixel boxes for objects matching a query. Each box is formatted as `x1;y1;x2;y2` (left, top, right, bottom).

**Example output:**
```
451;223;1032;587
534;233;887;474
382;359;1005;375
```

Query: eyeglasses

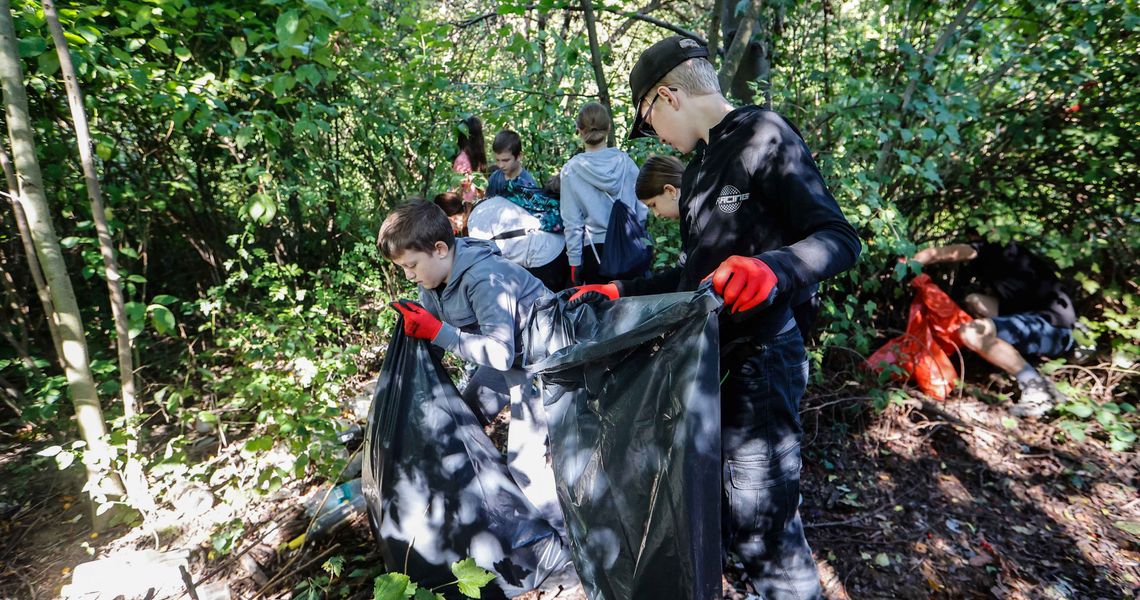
638;87;678;138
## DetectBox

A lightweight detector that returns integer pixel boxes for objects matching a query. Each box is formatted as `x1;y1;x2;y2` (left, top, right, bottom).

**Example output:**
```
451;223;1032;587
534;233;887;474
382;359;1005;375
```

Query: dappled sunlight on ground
2;373;1137;599
802;387;1139;599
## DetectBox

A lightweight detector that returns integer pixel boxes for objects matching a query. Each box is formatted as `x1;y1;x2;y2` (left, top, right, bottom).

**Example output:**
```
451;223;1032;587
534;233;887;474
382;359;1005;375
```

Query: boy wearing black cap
570;36;861;598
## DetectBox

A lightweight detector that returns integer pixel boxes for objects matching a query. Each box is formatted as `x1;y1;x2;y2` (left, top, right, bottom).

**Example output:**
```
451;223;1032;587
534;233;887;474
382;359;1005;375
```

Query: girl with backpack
559;102;650;286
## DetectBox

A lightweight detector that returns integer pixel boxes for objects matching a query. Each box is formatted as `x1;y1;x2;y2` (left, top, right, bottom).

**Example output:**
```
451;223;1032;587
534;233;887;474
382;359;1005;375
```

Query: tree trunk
717;0;765;105
0;0;125;529
42;0;152;511
708;0;724;68
0;142;64;366
822;0;832;146
580;0;615;146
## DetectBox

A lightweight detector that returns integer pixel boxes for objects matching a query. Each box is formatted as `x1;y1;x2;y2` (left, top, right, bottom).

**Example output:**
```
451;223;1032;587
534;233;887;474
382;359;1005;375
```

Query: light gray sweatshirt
559;147;649;267
418;238;549;371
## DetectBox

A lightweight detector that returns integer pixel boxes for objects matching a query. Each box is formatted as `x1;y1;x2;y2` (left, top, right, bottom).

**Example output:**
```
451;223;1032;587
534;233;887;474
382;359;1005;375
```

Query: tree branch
453;3;706;44
874;0;981;182
717;0;762;94
610;0;662;41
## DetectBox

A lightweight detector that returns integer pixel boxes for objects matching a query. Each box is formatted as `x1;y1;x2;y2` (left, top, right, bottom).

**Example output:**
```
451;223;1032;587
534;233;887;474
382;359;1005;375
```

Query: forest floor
1;361;1138;600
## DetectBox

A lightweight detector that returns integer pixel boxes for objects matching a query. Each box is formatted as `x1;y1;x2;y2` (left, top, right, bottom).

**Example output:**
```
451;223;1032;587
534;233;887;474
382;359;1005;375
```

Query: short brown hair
492;130;522;156
377;199;455;259
636;155;684;200
576;102;611;146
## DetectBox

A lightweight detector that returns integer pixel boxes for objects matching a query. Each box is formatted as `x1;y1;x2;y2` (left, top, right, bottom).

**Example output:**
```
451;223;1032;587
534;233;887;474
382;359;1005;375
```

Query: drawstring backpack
590;191;652;280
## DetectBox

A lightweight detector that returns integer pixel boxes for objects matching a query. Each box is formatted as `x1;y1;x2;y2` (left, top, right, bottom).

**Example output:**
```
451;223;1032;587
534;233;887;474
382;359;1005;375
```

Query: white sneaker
1011;378;1064;417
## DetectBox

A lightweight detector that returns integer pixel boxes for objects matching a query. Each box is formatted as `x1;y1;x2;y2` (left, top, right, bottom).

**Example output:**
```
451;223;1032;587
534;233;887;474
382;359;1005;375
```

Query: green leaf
36;49;60;75
148;37;171;54
63;31;87;46
37;445;62;457
231;37;247;58
1112;428;1137;443
944;124;960;144
1058;420;1087;441
892;260;909;281
304;0;339;20
271;74;296;97
148;304;177;335
874;552;891;567
322;555;344;577
1114;521;1140;537
451;558;495;598
56;450;76;470
18;37;46;58
244;436;275;453
125;301;146;339
372;573;410;600
127;274;147;283
1064;402;1094;419
244;194;277;225
276;10;303;45
235;127;254;149
413;589;444;600
174;46;192;62
151;294;178;306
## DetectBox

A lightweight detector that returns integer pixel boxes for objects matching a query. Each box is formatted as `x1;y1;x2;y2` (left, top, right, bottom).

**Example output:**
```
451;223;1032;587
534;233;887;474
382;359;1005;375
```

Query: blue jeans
992;312;1074;357
721;328;821;600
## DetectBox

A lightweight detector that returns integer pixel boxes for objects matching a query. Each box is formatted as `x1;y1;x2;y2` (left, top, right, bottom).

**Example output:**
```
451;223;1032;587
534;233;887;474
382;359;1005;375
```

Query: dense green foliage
1;0;1136;522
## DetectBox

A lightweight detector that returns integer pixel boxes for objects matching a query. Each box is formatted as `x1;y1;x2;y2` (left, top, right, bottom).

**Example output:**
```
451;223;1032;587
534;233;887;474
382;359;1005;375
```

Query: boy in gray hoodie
378;199;562;528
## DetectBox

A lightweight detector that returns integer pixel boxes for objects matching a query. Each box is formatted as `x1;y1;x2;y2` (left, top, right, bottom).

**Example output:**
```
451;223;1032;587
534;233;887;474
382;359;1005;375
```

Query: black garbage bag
525;288;723;600
361;320;576;599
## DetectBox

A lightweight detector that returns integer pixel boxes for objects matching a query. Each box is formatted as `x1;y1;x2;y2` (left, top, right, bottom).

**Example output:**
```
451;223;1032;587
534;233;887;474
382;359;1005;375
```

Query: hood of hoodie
565;147;633;197
441;238;499;295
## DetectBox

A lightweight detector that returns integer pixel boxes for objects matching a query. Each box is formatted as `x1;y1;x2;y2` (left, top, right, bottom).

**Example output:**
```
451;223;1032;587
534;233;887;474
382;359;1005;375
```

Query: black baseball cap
628;35;710;139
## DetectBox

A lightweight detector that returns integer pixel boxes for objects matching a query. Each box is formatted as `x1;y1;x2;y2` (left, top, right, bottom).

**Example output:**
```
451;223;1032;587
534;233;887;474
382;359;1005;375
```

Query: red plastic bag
867;274;974;399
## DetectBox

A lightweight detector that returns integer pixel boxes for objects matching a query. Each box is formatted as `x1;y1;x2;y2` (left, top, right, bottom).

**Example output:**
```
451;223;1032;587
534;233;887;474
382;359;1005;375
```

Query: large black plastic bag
525;289;723;600
361;319;576;599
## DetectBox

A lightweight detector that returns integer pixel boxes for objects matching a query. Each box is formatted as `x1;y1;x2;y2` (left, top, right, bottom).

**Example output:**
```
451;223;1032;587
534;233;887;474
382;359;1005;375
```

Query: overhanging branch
454;3;706;44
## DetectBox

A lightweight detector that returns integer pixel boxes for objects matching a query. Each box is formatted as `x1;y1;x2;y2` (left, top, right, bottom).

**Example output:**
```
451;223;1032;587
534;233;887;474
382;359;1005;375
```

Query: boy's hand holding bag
704;255;778;314
390;299;443;341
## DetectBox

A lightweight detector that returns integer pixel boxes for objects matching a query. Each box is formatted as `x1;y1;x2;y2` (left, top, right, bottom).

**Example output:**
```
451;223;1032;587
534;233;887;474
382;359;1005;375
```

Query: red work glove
566;283;619;308
390;300;443;341
704;256;778;314
569;265;583;287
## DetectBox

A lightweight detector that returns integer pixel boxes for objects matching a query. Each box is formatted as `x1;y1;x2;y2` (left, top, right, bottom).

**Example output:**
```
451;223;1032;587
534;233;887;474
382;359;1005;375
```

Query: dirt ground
2;370;1137;599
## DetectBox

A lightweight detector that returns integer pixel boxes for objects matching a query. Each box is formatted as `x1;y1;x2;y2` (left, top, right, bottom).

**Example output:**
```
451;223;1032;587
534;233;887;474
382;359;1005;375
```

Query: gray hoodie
559;147;649;267
418;238;549;371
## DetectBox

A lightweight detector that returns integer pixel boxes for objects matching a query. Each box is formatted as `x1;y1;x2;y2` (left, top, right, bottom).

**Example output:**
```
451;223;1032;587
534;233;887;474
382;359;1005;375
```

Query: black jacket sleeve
615;265;682;297
751;115;861;300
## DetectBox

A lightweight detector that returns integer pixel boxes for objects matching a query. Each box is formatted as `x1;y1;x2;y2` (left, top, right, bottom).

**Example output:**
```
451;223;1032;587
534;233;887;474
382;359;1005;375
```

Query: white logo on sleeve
716;185;749;213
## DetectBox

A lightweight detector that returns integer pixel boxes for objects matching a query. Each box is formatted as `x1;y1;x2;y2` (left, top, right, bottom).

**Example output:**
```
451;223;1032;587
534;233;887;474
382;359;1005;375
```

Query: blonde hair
576;102;611;146
659;58;720;97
